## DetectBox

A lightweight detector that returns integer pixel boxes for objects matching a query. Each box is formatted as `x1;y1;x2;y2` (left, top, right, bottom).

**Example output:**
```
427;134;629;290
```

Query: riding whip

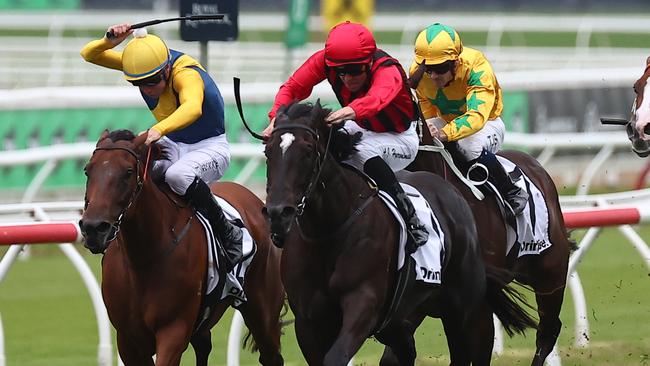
106;15;225;39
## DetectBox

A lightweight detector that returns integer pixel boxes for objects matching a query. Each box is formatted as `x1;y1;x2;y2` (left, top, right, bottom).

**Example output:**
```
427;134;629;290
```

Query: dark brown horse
263;101;536;365
78;130;285;366
408;122;572;365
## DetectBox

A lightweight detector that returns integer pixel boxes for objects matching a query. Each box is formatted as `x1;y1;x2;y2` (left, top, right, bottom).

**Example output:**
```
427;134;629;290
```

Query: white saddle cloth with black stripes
195;196;256;308
378;183;445;285
497;156;552;257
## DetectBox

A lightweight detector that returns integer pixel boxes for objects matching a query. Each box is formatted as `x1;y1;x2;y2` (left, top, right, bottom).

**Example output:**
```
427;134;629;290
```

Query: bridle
270;123;333;216
89;145;150;242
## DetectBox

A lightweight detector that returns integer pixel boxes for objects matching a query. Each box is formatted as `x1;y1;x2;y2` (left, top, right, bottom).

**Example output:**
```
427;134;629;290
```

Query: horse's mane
97;129;164;167
277;101;362;162
107;129;136;142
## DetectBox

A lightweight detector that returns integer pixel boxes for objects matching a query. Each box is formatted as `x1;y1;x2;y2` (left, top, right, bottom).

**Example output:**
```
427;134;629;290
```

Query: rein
418;140;485;200
296;192;376;242
271;122;379;241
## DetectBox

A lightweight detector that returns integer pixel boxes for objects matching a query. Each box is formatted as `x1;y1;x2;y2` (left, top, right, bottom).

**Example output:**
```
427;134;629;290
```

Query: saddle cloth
378;183;445;285
496;156;552;257
195;196;256;308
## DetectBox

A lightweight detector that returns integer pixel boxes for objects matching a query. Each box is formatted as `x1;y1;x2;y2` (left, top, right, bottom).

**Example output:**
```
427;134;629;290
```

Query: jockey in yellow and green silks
409;23;529;216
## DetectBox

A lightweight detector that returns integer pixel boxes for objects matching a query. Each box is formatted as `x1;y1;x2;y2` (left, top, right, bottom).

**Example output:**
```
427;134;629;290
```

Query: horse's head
79;129;150;254
629;56;650;157
263;101;329;246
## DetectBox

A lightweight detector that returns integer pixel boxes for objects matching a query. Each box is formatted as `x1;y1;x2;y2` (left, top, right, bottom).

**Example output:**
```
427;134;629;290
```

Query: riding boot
473;149;529;216
363;157;428;253
184;177;243;273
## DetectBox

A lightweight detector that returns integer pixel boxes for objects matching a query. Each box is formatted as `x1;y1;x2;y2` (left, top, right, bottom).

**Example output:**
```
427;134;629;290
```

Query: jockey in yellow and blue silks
409;23;529;215
80;24;242;272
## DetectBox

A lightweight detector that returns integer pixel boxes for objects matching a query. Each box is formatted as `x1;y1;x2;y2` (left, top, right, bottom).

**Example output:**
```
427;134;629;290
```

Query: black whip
106;14;225;39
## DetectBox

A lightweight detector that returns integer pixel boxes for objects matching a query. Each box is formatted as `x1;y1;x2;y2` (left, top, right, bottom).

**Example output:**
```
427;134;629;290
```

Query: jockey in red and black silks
265;21;429;251
326;50;416;133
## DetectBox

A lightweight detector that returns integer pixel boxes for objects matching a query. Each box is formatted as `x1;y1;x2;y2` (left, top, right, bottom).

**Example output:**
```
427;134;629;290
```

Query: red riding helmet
324;21;376;67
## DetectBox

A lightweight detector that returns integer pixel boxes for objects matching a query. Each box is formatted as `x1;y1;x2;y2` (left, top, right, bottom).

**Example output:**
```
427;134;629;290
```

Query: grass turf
0;225;648;365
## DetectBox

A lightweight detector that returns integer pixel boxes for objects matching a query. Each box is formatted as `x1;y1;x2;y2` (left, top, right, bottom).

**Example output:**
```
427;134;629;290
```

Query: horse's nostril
96;221;112;234
281;206;296;218
265;205;296;220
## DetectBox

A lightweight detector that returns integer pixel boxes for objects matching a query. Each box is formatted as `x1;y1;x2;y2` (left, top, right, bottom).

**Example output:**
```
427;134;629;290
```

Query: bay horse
407;121;572;365
263;101;536;365
78;130;285;366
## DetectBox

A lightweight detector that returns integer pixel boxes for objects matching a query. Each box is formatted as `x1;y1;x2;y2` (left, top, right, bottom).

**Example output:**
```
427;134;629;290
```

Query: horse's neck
120;182;182;263
300;162;365;238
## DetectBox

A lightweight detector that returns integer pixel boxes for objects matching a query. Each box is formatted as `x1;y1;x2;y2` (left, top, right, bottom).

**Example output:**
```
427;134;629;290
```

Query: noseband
271;123;333;216
89;145;147;242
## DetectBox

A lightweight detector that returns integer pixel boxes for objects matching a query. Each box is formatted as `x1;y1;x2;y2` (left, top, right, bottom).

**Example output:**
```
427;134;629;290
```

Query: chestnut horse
602;56;650;158
408;122;572;365
263;101;536;365
79;130;285;365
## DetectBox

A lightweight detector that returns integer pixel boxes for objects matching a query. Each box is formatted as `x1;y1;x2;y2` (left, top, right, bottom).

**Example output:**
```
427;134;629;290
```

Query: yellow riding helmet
414;23;463;65
122;33;170;81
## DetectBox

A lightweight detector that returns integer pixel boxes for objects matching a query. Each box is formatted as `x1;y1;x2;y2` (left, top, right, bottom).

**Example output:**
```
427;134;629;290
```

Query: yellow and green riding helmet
414;23;463;65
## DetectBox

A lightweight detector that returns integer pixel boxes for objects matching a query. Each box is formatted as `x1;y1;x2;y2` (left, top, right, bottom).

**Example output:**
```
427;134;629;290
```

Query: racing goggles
425;61;454;75
334;63;369;77
130;70;165;87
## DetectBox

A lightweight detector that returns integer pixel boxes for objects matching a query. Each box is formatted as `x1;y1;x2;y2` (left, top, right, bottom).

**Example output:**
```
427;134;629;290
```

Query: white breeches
342;120;419;172
151;134;231;195
427;117;505;160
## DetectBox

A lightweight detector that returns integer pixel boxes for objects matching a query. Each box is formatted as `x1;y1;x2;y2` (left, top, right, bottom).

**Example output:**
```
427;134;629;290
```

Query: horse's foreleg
377;311;426;366
293;315;332;365
116;333;155;366
322;289;380;366
153;323;194;366
239;300;285;366
190;330;212;366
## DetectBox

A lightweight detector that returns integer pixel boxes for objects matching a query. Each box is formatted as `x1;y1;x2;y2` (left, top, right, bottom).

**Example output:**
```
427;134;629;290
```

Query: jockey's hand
106;23;133;45
262;117;275;140
426;121;448;142
636;119;649;140
144;129;162;146
325;106;356;125
437;129;449;142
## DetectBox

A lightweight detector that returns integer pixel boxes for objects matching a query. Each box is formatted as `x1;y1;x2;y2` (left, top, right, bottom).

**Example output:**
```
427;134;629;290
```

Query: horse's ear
312;99;323;121
646;56;650;67
133;130;148;148
409;63;426;89
97;129;110;146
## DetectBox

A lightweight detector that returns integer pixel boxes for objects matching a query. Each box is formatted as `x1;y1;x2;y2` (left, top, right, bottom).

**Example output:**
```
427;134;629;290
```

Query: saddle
441;143;552;258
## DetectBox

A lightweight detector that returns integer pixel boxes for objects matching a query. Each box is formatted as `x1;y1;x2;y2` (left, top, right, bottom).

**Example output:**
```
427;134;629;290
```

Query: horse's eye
83;167;89;176
125;168;134;177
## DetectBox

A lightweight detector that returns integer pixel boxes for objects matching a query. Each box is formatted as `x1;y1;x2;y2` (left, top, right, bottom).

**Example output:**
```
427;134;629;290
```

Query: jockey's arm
150;68;204;136
441;84;494;141
268;51;328;121
80;37;124;71
347;64;402;121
